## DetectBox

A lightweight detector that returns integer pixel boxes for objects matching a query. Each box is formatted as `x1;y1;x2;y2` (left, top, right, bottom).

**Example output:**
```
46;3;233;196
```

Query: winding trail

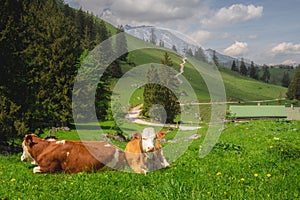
125;57;201;131
174;57;187;84
125;105;201;131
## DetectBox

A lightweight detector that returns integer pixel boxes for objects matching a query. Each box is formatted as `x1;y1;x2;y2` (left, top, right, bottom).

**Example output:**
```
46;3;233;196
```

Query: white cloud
201;4;263;28
223;41;249;57
271;42;300;55
66;0;210;26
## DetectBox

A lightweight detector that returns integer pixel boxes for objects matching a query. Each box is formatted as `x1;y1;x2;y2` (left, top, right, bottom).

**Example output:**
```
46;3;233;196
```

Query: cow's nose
147;146;154;152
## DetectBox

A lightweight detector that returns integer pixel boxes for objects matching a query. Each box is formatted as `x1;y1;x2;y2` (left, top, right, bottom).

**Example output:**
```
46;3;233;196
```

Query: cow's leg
33;166;42;173
154;149;169;169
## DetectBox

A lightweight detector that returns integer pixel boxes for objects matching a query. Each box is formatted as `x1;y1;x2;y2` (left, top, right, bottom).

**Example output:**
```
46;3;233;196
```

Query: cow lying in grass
21;134;126;173
125;127;170;174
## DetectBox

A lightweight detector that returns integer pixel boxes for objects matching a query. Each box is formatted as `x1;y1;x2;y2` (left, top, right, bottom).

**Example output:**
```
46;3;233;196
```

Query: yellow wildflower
267;173;271;177
240;178;245;181
269;146;273;149
254;173;258;177
10;178;16;183
224;191;227;195
216;172;222;176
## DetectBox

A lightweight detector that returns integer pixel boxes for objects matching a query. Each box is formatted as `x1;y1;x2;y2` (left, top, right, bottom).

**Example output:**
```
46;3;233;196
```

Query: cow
21;134;126;174
125;127;170;174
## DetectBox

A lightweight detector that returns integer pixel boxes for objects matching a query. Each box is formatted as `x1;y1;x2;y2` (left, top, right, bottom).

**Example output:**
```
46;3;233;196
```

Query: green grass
1;120;300;199
120;49;287;105
258;67;295;86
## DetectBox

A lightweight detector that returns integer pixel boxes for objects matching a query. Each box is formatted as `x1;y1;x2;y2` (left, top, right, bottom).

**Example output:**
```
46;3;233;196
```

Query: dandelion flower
254;173;258;177
216;172;222;176
224;191;227;195
267;173;271;177
10;178;16;182
269;146;273;149
240;178;245;181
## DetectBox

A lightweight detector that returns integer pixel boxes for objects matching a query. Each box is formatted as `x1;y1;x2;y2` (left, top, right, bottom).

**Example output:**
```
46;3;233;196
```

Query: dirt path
174;57;187;84
125;105;201;131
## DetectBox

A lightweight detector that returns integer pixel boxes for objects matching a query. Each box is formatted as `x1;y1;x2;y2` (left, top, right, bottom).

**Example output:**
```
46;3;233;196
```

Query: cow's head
21;134;37;164
141;128;167;153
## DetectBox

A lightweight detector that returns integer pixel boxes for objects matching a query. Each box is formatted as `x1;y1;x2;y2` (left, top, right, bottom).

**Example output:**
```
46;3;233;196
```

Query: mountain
124;25;258;69
124;25;212;62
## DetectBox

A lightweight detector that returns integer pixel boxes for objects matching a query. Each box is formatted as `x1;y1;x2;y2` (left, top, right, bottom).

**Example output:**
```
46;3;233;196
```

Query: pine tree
159;52;180;123
115;25;128;61
281;72;291;88
172;45;177;52
142;53;180;123
249;61;258;79
287;65;300;100
150;28;157;45
142;65;160;117
194;47;207;62
212;50;219;67
260;65;271;83
231;60;238;72
240;58;248;76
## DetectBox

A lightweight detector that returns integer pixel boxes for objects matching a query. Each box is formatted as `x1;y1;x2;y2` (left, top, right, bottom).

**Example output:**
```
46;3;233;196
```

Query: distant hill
124;25;258;70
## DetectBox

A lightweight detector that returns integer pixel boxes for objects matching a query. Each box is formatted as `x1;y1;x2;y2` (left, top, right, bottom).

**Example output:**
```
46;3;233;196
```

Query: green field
119;48;287;105
1;120;300;199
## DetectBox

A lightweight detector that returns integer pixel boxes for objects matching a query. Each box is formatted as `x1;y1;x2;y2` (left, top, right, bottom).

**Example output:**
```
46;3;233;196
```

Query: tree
249;61;258;79
172;45;177;52
287;65;300;100
239;58;248;76
194;47;207;62
150;28;157;45
142;52;180;123
115;25;128;61
186;48;194;57
212;50;219;67
281;72;291;88
159;39;164;47
260;65;271;83
231;60;238;72
159;52;180;123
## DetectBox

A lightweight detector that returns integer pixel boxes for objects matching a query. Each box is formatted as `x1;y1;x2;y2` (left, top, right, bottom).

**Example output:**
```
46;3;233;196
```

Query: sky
65;0;300;65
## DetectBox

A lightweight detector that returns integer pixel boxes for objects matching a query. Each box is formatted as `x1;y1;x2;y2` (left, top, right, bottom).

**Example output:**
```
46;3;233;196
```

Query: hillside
120;47;287;104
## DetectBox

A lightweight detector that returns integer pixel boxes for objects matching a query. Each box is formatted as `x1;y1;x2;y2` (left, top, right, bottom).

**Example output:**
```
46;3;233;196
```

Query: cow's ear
25;135;33;146
132;132;142;139
157;130;167;139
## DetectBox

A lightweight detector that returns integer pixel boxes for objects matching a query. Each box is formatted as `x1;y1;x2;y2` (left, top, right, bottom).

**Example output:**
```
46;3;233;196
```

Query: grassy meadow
1;120;300;199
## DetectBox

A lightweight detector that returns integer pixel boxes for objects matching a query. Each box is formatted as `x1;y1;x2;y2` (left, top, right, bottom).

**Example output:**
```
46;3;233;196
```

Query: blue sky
65;0;300;65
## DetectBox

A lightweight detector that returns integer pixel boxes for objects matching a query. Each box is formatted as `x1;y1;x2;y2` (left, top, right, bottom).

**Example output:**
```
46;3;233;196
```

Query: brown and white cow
21;134;126;173
125;127;170;174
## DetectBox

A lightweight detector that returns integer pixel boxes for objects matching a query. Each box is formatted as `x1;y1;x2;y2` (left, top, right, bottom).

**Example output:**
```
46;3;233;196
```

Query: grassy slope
1;120;300;199
121;48;287;105
258;67;295;86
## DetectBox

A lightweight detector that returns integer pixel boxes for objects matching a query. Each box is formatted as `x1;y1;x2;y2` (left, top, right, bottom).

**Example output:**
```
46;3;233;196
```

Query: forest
0;0;124;143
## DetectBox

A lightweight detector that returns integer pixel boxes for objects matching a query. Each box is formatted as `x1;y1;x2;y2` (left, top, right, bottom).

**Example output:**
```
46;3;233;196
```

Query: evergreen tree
240;58;248;76
194;47;207;62
172;45;177;52
212;50;219;67
150;28;157;45
115;25;128;61
159;52;180;123
281;72;291;88
249;61;258;79
159;39;164;47
142;53;180;123
142;65;160;117
231;60;238;72
260;65;271;83
186;48;194;57
287;65;300;100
